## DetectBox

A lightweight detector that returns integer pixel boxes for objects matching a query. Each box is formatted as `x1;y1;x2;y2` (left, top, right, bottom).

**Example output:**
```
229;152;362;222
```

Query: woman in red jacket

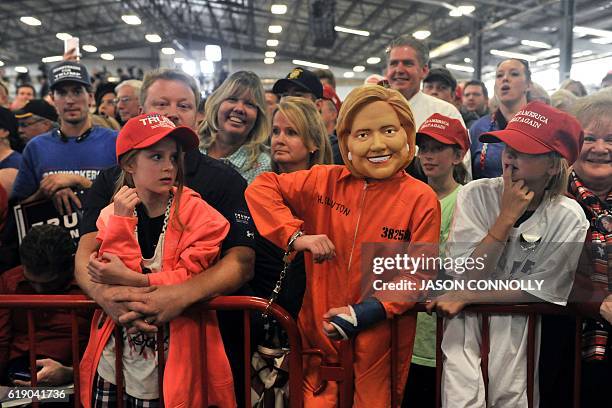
80;113;234;407
246;85;440;407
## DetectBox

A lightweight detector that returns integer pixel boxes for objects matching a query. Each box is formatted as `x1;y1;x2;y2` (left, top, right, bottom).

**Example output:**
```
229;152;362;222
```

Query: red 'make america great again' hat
116;113;199;160
479;101;583;164
416;113;469;152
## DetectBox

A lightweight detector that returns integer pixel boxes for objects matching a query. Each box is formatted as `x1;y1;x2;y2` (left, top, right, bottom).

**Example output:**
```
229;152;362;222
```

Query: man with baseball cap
14;99;58;143
272;67;323;102
11;60;117;215
423;67;457;104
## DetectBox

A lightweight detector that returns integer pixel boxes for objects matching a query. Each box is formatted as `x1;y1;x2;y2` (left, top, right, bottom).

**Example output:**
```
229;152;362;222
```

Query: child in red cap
428;101;589;407
406;114;470;406
80;113;235;407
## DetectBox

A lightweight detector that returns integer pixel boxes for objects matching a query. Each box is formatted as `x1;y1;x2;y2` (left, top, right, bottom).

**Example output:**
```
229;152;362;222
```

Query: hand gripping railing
0;294;304;408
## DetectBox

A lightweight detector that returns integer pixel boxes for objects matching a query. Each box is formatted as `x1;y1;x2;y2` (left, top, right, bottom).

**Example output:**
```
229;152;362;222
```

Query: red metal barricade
0;295;304;408
330;303;583;408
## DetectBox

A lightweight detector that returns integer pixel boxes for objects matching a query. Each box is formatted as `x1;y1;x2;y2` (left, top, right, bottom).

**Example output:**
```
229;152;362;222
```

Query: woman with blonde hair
199;71;271;183
271;96;332;174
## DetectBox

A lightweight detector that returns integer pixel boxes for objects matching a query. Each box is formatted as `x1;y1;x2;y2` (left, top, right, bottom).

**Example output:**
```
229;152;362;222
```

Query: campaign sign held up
13;197;83;245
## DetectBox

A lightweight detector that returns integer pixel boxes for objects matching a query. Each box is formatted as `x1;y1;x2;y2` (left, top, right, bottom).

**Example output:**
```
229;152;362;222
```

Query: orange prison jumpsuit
80;187;235;408
246;166;440;407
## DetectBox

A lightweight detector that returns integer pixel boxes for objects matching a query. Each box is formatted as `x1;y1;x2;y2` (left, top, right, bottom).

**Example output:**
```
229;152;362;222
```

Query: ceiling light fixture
535;57;560;66
334;26;369;36
464;57;472;63
0;61;4;67
161;47;175;55
591;37;612;44
15;66;28;73
573;26;612;39
458;5;476;14
535;48;560;58
268;25;283;34
271;4;287;15
343;72;355;78
445;63;475;73
353;65;365;72
82;44;97;52
264;58;275;64
205;45;222;62
145;34;162;43
41;55;64;63
412;30;431;40
121;15;141;25
429;35;470;58
265;51;277;58
292;59;329;69
100;53;114;61
56;32;72;41
267;39;279;47
448;4;475;17
20;17;41;26
521;40;552;49
490;49;538;62
367;57;381;64
572;50;593;58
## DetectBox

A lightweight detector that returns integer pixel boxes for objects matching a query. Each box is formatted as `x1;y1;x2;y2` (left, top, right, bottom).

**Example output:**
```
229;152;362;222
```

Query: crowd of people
0;33;609;408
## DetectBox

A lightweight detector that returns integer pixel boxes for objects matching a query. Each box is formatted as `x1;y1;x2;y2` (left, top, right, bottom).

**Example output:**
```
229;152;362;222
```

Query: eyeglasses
113;96;135;104
19;118;45;128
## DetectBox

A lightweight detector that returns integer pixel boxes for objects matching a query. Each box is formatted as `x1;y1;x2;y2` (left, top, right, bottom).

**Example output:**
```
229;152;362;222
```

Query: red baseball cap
322;84;342;112
479;101;583;164
116;113;199;160
416;113;469;152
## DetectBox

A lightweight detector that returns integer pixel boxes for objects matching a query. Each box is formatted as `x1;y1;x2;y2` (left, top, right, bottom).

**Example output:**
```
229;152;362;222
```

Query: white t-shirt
446;177;589;305
97;233;168;400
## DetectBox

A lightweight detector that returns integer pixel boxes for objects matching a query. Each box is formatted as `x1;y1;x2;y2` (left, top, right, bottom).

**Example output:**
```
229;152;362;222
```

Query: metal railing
0;295;304;408
331;303;583;408
0;296;585;408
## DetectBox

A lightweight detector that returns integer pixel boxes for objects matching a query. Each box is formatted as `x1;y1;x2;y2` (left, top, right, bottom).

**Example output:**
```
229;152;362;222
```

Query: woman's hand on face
292;234;336;263
499;164;534;224
114;186;141;217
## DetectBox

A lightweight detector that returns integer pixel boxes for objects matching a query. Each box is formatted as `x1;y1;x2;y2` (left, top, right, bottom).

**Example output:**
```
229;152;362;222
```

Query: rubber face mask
346;100;410;179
